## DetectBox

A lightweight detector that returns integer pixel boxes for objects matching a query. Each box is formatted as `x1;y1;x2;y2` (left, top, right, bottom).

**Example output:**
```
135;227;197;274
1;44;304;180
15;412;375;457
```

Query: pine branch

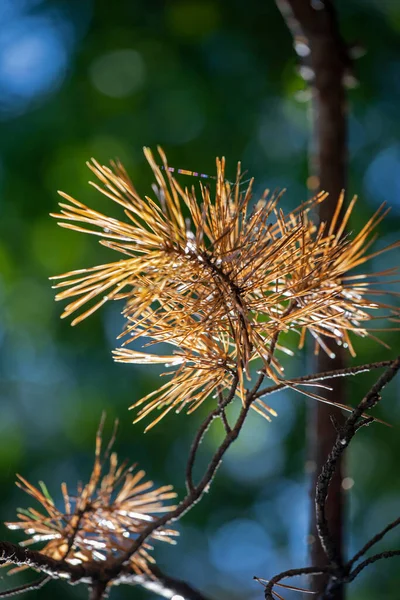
0;541;212;600
254;360;394;401
348;517;400;569
274;2;354;595
261;356;400;600
0;575;50;598
0;541;88;582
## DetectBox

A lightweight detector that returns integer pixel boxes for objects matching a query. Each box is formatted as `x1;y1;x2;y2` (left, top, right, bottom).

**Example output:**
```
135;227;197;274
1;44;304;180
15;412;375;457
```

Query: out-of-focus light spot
294;89;312;103
209;519;271;576
364;145;400;211
304;460;317;474
294;40;310;57
90;50;145;98
306;534;316;545
167;1;219;39
343;73;359;89
0;15;69;118
171;595;185;600
342;477;354;490
299;65;314;81
307;175;320;190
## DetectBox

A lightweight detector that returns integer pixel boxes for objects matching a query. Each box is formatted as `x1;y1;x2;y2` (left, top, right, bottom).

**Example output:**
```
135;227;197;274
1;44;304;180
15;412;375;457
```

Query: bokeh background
0;0;399;598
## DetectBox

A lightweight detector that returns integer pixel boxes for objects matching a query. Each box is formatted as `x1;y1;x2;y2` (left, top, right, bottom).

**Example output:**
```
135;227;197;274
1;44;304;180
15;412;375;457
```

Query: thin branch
97;309;292;588
348;517;400;569
91;564;213;600
89;581;108;600
3;355;397;597
142;565;213;600
262;566;330;600
348;551;400;583
0;473;93;597
0;541;212;600
185;410;215;495
0;541;88;582
315;355;400;571
0;575;50;598
254;360;394;402
274;1;351;595
0;359;259;594
261;356;400;599
104;335;286;585
217;388;231;435
105;398;253;583
186;375;238;494
183;324;289;542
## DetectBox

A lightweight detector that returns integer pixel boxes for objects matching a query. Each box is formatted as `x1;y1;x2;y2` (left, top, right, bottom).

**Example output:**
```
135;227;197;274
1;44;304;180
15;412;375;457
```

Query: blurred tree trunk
308;50;347;597
274;2;349;597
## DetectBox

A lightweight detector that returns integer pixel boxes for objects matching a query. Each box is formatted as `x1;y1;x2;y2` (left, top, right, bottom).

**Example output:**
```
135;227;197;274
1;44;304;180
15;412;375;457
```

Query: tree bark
89;581;108;600
274;2;349;597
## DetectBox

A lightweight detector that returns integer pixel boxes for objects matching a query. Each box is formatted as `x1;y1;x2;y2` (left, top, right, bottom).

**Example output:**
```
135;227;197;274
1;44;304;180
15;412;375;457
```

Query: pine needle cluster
5;419;177;575
50;148;399;429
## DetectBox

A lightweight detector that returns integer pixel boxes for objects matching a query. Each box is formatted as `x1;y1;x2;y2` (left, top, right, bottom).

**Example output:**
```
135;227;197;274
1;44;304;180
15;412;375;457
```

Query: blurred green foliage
0;1;399;599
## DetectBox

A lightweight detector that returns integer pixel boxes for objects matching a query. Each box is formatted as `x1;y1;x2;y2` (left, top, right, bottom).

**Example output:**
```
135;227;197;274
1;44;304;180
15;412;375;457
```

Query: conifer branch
261;356;400;599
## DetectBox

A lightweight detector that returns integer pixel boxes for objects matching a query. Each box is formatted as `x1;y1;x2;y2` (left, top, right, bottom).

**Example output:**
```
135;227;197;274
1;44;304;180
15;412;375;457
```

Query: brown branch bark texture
1;359;398;599
263;356;400;600
274;1;352;595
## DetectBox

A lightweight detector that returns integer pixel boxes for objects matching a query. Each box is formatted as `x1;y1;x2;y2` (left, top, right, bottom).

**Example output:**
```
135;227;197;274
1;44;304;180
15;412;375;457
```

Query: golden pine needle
49;148;400;428
5;419;177;575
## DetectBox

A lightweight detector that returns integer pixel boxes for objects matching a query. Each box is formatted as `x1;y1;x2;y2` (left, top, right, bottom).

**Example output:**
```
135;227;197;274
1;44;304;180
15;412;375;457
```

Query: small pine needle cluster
50;147;400;429
5;418;177;575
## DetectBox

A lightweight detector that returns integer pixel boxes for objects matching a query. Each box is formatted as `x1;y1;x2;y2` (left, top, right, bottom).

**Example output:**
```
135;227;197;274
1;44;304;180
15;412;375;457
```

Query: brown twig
262;356;400;600
217;388;232;435
2;359;398;598
262;566;330;599
274;1;351;595
0;575;50;598
143;565;214;600
253;360;394;402
89;581;108;600
0;540;89;582
0;476;90;597
103;329;288;586
347;551;400;583
186;375;238;494
348;516;400;569
0;540;213;600
105;398;253;583
0;352;260;596
315;356;400;581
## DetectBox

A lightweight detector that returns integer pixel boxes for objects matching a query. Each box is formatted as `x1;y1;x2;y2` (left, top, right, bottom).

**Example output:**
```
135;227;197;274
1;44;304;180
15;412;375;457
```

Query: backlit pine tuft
50;148;400;428
5;418;177;576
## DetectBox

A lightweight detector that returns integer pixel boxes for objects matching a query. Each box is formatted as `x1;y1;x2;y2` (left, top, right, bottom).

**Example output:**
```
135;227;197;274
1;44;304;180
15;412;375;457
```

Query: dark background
0;1;399;598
